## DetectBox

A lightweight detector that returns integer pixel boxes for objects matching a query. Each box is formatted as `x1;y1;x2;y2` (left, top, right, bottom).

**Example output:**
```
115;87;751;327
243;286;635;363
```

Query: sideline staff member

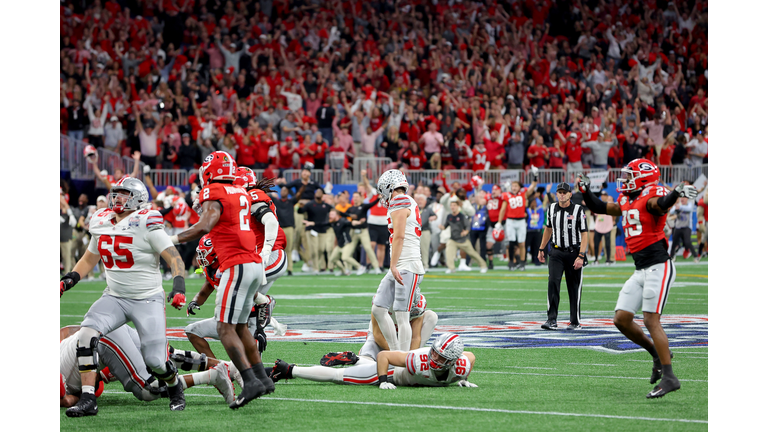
537;183;588;330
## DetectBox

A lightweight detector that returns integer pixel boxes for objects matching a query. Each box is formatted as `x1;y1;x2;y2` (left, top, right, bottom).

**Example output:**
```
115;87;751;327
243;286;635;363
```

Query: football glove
576;173;591;193
168;276;186;309
60;271;80;297
186;300;200;316
494;222;502;231
675;184;698;199
255;325;268;354
457;380;478;388
531;166;539;181
379;382;397;390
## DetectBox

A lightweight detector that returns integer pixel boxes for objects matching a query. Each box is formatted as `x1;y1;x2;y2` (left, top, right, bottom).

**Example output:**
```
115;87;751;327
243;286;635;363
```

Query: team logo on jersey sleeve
620;196;628;205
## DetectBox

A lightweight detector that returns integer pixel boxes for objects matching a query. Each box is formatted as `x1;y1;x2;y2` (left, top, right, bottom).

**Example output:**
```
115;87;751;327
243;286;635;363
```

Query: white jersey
60;333;80;395
386;194;424;275
393;347;471;387
87;208;174;299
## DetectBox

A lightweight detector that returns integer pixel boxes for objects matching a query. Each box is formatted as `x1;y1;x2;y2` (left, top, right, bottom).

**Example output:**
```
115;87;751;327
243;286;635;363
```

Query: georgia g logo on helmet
638;162;655;171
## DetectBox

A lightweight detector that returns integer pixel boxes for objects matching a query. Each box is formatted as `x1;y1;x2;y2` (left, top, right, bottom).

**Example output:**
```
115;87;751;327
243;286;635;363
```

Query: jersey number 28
97;235;134;269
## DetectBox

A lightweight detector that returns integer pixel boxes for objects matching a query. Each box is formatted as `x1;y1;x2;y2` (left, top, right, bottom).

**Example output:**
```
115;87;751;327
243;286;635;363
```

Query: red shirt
254;136;272;164
565;140;583;164
278;145;295;169
485;193;505;223
298;143;314;166
618;185;668;253
548;146;565;168
659;145;673;166
502;188;528;220
163;197;189;228
528;144;548;168
199;182;260;269
471;147;487;172
238;140;257;167
248;189;287;251
402;149;426;170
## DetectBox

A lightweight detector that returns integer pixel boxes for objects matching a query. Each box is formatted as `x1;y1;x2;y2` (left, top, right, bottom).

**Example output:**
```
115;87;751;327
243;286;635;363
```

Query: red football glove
60;281;66;298
171;293;186;309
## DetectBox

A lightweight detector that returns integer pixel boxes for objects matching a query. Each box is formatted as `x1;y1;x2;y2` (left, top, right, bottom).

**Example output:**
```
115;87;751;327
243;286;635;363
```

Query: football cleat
541;320;558;330
320;351;359;367
567;323;581;330
212;362;236;404
257;296;276;328
650;352;674;384
65;393;98;417
167;382;186;411
270;359;294;382
229;379;268;410
646;376;681;399
225;361;244;388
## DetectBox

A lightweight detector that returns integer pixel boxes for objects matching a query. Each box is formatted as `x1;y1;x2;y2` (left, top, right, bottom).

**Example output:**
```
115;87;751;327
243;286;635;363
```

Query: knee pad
76;327;101;373
149;359;178;381
170;348;208;372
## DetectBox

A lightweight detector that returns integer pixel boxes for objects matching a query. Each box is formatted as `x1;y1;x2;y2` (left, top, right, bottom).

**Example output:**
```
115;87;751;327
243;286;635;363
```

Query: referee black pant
547;248;583;325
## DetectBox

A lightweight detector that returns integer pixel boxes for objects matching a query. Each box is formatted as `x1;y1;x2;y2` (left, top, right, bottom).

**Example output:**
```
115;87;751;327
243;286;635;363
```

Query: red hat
628;59;638;68
648;53;657;64
285;136;293;142
646;106;656;116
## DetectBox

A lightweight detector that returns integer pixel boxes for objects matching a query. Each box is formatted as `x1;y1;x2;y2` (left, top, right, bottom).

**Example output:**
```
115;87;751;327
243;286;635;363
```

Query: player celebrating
371;169;425;353
60;325;235;407
59;177;188;416
172;151;273;409
499;168;538;270
485;184;506;269
270;333;477;389
576;159;698;398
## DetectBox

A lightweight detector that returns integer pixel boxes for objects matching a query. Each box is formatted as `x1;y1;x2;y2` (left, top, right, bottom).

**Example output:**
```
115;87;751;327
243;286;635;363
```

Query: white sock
293;366;344;383
420;310;439;347
395;311;412;351
191;369;213;387
82;385;95;395
372;305;398;351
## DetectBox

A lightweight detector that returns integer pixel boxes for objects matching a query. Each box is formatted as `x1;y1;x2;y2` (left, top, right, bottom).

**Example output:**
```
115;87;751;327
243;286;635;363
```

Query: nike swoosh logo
649;388;663;396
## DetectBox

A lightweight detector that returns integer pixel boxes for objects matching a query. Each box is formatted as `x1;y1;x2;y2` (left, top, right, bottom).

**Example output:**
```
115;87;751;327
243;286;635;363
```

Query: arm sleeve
362;200;379;213
259;211;279;255
146;227;175;254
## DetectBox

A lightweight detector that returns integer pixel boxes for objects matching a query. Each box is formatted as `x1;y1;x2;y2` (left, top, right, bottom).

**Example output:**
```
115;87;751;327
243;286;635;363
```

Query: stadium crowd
60;0;708;174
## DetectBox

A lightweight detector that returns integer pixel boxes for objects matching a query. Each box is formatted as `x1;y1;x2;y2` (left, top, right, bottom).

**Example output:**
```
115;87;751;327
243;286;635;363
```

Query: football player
499;168;538;270
60;325;236;408
321;294;438;367
172;151;273;409
372;169;425;353
271;333;477;389
485;184;506;269
576;159;698;399
60;177;188;416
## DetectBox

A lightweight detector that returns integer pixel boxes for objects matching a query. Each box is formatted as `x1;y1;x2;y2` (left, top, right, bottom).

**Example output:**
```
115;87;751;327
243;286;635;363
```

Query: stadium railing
148;170;190;188
281;169;352;185
60;134;146;181
352;157;393;183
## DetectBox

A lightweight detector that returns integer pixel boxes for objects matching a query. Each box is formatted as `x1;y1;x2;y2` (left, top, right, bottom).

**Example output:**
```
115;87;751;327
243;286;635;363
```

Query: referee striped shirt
546;202;587;248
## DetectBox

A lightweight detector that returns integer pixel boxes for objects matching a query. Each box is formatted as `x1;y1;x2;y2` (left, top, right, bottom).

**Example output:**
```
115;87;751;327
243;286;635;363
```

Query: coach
537;183;588;331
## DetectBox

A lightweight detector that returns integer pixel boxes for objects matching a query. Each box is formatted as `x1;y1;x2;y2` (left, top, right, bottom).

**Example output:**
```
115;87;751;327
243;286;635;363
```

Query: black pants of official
547;248;583;325
671;227;694;257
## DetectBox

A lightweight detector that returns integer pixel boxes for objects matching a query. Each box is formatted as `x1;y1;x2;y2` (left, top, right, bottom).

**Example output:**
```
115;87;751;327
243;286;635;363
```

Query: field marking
567;363;617;367
504;366;558;370
105;391;705;424
473;371;707;382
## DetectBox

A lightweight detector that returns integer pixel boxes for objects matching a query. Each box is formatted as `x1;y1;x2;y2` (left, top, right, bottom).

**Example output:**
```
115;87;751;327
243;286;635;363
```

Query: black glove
60;271;80;297
186;300;200;317
254;324;268;353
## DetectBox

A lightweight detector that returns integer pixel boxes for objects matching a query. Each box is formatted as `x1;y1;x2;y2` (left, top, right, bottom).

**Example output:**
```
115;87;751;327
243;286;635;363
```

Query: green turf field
60;258;708;431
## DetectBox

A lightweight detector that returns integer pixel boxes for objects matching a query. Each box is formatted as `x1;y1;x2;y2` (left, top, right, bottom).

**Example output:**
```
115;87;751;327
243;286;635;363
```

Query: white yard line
567;363;617;367
472;371;707;382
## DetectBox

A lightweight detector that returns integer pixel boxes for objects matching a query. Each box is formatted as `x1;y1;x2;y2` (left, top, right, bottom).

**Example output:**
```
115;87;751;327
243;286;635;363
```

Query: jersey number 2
622;209;642;237
239;195;250;231
97;235;134;269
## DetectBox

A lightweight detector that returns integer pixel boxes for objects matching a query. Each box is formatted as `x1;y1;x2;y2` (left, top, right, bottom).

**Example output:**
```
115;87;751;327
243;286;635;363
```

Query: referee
537;182;588;330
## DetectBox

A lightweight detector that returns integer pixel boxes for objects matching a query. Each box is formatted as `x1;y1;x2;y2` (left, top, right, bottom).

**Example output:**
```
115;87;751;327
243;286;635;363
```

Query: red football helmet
199;151;237;186
233;166;257;189
492;226;505;242
471;175;484;189
196;235;218;268
618;158;660;193
83;144;97;160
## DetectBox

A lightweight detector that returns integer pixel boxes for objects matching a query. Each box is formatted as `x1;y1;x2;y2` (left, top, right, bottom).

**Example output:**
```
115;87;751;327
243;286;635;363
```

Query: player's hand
391;267;404;285
675;184;698;199
457;380;478;388
574;257;584;270
538;250;545;263
494;222;502;231
168;276;186;309
60;272;80;297
186;300;200;316
530;165;539;180
576;173;590;193
379;382;397;390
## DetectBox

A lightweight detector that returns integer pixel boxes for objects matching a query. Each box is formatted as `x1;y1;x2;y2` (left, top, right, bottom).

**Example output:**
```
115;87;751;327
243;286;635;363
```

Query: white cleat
480;268;488;274
334;270;342;276
225;361;244;389
373;267;382;275
430;252;441;267
292;250;300;262
270;317;288;336
356;266;367;276
301;263;311;273
445;269;454;274
212;362;236;404
458;262;471;272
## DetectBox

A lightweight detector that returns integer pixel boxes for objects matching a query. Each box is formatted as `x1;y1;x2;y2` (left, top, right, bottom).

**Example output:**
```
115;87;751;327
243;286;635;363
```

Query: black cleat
167;382;186;411
260;374;275;395
320;351;359;367
567;323;581;330
487;258;494;270
65;392;98;417
650;352;674;384
270;359;294;382
646;376;681;399
541;320;558;330
229;379;268;409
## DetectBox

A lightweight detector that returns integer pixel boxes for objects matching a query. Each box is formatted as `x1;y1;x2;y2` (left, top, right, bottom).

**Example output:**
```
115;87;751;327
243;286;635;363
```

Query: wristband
172;276;186;294
378;375;388;385
578;253;587;259
538;248;545;252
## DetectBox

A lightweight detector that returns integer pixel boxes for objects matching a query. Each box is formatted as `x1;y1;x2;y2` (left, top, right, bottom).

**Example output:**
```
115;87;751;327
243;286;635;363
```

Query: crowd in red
60;0;708;177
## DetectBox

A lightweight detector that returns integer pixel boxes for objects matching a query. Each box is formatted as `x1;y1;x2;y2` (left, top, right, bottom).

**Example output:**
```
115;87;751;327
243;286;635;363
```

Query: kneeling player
321;294;437;366
271;333;477;389
60;325;236;409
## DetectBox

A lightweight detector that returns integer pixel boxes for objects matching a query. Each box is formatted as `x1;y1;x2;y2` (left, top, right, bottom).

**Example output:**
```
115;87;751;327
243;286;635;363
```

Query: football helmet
377;169;409;208
411;294;427;320
492;226;505;242
196;235;218;268
429;333;464;372
471;175;484;189
199;151;237;187
108;177;149;214
618;158;660;193
83;144;97;161
233;166;257;189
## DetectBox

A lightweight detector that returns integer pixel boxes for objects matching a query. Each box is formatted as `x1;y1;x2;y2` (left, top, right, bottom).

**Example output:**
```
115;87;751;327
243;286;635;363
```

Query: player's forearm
390;237;404;269
160;246;186;278
72;250;102;279
539;228;552;249
194;280;215;305
376;351;393;378
579;233;588;254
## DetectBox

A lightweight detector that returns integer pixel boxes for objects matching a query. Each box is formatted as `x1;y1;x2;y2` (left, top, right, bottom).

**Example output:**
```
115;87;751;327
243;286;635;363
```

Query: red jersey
199;182;260;269
471;147;487;172
502;188;528;220
565;141;582;164
402;149;426;170
618;184;669;253
485;193;505;223
247;188;287;251
697;197;708;222
164;197;190;228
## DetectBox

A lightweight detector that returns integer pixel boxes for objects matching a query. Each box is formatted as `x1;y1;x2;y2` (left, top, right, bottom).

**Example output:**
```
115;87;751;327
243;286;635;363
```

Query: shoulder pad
88;209;115;233
144;209;166;231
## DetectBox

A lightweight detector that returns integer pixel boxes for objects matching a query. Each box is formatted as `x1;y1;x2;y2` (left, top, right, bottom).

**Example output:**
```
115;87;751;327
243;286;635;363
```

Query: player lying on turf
271;333;477;389
320;294;438;367
60;325;237;408
185;235;286;358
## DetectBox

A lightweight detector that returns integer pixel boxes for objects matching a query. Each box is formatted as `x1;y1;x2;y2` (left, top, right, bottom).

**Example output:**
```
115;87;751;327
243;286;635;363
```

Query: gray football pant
98;325;159;401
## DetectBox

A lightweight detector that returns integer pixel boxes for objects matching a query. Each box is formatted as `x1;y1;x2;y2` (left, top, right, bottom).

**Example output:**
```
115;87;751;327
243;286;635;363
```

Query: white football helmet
429;333;464;371
108;177;149;214
377;169;409;208
388;294;427;321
